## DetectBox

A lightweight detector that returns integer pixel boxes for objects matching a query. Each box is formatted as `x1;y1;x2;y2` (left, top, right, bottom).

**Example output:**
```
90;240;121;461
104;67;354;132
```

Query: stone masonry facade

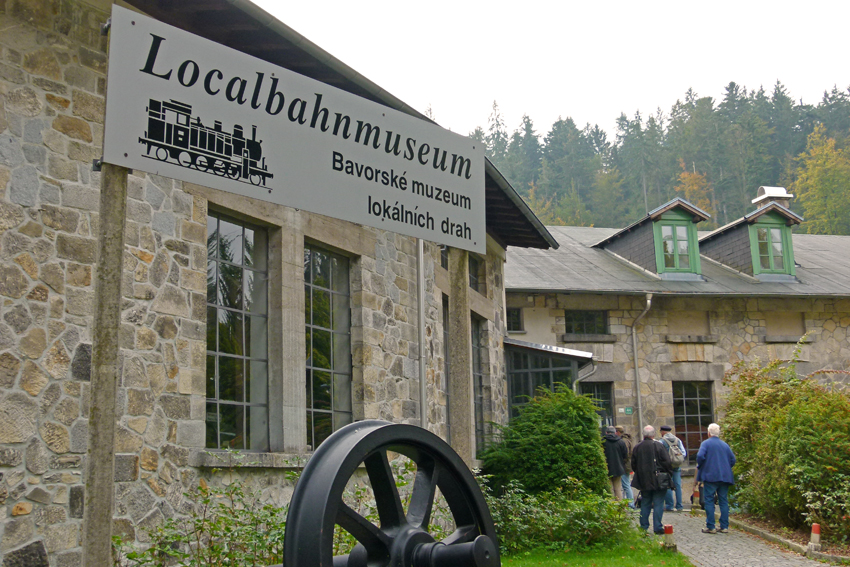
507;292;850;439
0;2;512;564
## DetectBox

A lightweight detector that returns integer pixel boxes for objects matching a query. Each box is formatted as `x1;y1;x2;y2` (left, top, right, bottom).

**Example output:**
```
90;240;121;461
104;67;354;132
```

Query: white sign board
103;5;486;252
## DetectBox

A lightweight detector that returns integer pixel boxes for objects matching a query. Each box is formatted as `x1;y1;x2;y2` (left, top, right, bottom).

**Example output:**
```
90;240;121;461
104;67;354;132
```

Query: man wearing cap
615;425;635;507
602;425;628;499
660;425;687;512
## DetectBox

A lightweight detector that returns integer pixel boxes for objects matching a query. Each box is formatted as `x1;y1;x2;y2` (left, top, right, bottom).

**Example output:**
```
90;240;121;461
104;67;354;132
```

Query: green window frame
748;219;795;275
653;211;701;274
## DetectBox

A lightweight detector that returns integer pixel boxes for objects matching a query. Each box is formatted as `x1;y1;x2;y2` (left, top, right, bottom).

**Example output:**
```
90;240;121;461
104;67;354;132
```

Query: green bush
483;477;630;554
724;353;850;542
478;387;609;495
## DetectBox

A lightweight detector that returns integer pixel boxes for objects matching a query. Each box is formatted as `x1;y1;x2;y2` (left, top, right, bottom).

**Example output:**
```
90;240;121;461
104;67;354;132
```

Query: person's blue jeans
665;469;683;510
639;489;666;534
622;473;634;507
703;481;730;530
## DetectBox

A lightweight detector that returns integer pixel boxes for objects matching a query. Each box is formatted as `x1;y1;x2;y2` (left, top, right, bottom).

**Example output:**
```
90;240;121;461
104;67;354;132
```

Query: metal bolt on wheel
283;420;500;567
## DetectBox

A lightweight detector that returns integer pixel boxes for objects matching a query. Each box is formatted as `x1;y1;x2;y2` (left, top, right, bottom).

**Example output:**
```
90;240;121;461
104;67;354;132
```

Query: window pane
332;293;350;333
771;228;784;269
245;316;267;358
331;256;349;294
333;333;351;374
206;403;218;448
207;306;217;349
218;265;243;309
219;356;244;402
312;249;331;288
313;370;332;410
217;311;244;356
246;406;268;451
553;369;573;388
244;226;267;271
334;412;353;430
312;329;332;370
333;373;352;412
305;369;312;408
219;404;244;449
677;226;690;269
306;411;314;450
313;412;333;446
313;289;331;329
244;272;267;315
218;219;243;265
207;259;218;305
305;327;312;363
247;361;267;404
206;355;216;399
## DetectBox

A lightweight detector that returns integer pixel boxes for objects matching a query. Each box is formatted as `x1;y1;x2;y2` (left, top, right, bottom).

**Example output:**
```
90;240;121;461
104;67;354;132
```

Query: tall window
579;382;613;427
564;310;607;335
472;316;486;455
673;381;714;464
440;245;449;270
305;245;352;449
660;223;690;270
206;213;269;450
506;350;575;418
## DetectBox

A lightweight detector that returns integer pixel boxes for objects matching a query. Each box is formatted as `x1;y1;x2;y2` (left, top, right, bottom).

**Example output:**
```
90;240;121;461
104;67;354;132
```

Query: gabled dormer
593;197;710;280
699;187;802;281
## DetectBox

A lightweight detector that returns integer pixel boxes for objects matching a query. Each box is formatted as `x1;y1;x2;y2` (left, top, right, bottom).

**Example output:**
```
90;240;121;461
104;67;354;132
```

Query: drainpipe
631;293;653;431
417;238;428;428
572;359;598;393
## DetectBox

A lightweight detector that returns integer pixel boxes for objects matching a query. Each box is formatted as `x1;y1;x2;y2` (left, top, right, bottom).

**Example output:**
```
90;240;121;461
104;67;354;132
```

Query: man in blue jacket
696;422;736;534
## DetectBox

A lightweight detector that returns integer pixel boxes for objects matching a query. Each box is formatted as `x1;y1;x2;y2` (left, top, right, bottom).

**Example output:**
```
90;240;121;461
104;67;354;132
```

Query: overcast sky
251;0;850;140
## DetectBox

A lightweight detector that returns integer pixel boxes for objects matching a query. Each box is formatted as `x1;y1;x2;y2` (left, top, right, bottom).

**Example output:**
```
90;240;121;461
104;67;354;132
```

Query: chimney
752;186;793;210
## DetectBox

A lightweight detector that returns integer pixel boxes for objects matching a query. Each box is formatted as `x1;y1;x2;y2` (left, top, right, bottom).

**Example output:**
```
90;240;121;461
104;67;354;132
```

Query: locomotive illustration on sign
139;99;274;187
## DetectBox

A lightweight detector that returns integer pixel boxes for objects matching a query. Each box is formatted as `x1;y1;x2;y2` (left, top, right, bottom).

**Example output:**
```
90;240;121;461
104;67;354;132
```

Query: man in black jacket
631;425;673;535
602;426;627;499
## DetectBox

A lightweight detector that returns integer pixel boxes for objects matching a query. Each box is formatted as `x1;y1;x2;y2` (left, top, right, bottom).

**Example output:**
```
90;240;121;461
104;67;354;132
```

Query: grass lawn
501;536;695;567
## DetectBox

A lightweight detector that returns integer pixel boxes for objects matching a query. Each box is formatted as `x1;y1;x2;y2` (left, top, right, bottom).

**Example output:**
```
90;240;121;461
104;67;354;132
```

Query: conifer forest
470;82;850;234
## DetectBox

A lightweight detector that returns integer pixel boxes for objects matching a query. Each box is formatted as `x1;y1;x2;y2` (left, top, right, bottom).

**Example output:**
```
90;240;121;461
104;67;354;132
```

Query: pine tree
794;124;850;235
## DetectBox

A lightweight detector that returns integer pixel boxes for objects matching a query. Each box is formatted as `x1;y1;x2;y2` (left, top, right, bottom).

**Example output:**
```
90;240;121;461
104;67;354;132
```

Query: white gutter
631;293;653;430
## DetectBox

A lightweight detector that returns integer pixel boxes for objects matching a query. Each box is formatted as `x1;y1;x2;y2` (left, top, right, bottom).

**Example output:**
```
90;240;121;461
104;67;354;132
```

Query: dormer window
652;208;702;276
660;223;691;270
749;216;795;276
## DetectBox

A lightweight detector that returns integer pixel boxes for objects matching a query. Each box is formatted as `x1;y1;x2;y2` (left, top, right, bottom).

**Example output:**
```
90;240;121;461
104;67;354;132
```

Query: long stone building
505;189;850;463
0;1;569;564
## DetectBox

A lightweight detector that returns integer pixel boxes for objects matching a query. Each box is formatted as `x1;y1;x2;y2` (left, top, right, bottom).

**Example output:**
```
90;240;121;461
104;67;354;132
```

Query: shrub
478;387;609;495
723;351;850;542
482;477;630;554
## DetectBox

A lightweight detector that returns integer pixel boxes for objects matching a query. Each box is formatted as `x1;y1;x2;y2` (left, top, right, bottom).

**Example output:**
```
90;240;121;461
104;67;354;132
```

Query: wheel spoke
436;470;478;528
364;450;406;529
407;457;439;528
336;502;391;557
442;524;479;545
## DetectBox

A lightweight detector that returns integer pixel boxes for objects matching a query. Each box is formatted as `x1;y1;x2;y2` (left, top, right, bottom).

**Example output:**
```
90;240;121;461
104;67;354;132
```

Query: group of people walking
602;422;737;535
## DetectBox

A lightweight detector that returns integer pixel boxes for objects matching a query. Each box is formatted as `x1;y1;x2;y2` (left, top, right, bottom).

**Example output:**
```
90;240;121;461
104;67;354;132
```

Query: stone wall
0;3;511;563
507;292;850;440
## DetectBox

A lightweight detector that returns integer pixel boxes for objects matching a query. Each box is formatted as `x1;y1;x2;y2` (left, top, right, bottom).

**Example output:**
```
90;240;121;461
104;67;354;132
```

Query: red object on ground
664;524;674;535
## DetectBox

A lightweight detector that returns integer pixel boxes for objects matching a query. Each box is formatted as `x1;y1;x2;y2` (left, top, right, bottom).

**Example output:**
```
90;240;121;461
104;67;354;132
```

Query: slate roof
505;226;850;297
592;197;711;249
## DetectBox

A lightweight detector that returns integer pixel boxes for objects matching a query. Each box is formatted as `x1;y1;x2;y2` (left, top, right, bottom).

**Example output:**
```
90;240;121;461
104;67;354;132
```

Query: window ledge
659;272;706;281
507;330;527;335
560;333;617;343
761;335;815;344
755;273;799;283
666;335;718;344
190;449;310;469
